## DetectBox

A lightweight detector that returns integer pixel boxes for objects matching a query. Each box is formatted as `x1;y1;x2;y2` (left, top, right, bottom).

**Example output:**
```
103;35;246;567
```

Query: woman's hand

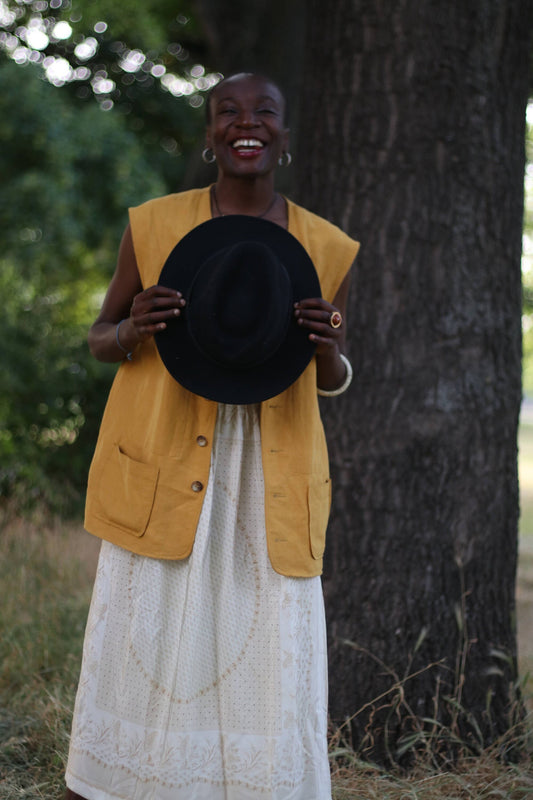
88;224;186;363
294;268;352;392
293;297;344;357
128;285;185;343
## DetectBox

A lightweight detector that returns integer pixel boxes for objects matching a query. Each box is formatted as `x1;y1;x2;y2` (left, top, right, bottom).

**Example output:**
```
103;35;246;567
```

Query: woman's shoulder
286;197;359;249
131;187;210;214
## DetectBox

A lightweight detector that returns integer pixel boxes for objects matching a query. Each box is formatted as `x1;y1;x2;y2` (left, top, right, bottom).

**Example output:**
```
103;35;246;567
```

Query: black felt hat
155;215;321;404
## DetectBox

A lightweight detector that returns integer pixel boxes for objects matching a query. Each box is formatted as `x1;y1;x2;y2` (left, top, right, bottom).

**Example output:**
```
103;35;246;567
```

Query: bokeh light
52;20;72;40
0;8;221;116
74;36;98;61
44;56;72;85
92;75;115;94
119;49;145;73
25;27;48;49
0;2;17;26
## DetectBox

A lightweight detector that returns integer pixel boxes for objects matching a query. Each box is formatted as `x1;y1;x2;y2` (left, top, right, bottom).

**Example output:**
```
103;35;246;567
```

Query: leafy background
0;0;216;515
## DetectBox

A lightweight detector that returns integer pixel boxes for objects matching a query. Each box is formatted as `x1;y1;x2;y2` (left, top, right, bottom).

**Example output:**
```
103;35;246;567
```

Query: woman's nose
236;109;258;127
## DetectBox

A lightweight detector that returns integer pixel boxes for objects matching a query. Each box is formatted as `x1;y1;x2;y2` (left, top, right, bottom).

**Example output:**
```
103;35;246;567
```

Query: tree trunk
294;0;531;762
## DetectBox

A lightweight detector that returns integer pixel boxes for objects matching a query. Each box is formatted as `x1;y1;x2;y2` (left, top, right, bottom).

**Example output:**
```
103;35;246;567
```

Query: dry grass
0;516;99;799
330;753;533;798
0;496;532;799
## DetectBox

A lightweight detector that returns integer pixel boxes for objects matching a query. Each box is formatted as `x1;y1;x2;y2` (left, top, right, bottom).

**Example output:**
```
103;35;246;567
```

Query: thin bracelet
317;353;353;397
115;319;134;361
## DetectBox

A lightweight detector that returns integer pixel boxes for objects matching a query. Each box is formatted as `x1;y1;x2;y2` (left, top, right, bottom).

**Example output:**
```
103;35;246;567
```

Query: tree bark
294;0;531;762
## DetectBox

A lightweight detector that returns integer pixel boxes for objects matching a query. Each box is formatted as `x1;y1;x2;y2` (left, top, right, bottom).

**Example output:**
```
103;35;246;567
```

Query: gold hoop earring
202;147;216;164
278;152;292;167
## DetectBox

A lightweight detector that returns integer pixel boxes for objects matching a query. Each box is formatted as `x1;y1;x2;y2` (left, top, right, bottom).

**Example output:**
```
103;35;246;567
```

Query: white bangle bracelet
317;353;353;397
116;319;134;361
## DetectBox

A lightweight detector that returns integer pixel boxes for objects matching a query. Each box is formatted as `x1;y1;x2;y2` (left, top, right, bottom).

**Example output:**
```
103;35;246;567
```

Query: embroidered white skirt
66;404;331;800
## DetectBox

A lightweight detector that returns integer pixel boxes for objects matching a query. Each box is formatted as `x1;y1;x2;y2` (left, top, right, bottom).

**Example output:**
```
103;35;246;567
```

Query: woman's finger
132;287;184;310
294;297;332;310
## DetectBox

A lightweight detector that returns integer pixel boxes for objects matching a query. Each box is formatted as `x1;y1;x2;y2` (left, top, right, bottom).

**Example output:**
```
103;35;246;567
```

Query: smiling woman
64;72;360;800
203;73;290;215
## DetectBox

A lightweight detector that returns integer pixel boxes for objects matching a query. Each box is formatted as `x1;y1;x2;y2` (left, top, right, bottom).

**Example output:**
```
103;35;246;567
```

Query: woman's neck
212;175;277;217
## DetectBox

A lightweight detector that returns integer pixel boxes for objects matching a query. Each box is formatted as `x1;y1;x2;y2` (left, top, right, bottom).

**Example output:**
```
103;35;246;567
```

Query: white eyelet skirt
66;403;331;800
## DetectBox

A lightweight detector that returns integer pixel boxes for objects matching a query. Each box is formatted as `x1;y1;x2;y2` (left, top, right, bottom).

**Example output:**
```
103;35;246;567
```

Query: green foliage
0;0;214;191
0;57;164;265
0;0;213;517
0;58;166;515
67;0;202;52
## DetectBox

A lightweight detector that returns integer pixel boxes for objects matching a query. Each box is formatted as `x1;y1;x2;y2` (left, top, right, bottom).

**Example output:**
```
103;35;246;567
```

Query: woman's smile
230;137;266;158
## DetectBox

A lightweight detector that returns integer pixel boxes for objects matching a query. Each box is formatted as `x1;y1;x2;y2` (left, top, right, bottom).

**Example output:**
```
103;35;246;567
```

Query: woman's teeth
232;139;264;149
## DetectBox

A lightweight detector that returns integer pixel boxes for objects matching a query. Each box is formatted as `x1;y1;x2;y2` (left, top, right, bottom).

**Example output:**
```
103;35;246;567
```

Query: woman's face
205;75;289;180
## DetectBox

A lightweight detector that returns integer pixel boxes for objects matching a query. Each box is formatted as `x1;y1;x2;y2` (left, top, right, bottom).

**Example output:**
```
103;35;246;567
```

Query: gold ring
329;311;342;329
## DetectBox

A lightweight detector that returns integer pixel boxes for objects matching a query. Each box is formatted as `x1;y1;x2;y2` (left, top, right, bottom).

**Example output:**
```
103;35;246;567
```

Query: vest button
191;480;204;493
196;435;207;447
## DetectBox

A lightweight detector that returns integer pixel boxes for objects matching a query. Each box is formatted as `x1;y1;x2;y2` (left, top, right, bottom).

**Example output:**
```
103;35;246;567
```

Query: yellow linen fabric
84;187;359;576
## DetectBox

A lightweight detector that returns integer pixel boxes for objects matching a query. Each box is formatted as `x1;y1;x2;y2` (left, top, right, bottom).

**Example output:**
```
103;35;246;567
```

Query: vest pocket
98;444;159;536
308;476;331;559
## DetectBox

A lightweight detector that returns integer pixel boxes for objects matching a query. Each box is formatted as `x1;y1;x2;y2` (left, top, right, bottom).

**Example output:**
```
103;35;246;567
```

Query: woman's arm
293;266;352;391
88;224;185;363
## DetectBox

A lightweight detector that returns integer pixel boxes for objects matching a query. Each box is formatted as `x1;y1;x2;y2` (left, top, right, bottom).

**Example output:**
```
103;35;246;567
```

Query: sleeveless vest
84;187;359;577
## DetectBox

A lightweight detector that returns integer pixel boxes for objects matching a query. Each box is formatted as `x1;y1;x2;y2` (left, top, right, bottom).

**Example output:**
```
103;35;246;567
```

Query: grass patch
330;751;533;798
1;492;532;798
0;518;99;798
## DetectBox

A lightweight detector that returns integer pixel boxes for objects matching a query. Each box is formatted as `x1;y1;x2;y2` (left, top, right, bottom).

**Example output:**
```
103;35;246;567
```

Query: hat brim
155;215;321;404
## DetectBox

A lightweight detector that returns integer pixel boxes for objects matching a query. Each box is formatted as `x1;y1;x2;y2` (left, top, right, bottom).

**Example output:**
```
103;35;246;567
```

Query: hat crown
187;240;292;370
155;214;320;404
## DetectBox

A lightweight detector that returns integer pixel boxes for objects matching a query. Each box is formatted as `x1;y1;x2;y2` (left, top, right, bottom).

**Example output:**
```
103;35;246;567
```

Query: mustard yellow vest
84;187;359;577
